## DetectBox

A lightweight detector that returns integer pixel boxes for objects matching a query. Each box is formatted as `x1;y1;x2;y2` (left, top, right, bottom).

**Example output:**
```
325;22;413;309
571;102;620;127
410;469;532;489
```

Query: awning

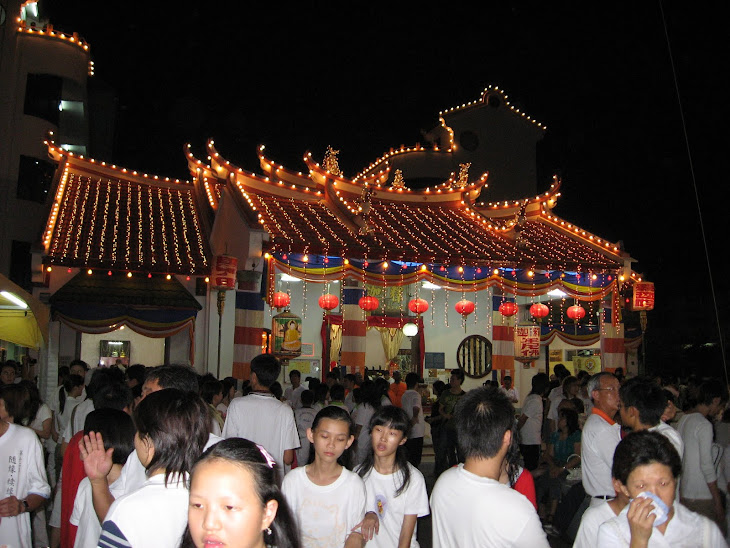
0;274;50;349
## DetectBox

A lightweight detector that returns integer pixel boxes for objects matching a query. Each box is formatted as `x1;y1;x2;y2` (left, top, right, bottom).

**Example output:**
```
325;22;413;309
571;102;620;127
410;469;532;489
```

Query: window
17;155;55;203
24;74;63;125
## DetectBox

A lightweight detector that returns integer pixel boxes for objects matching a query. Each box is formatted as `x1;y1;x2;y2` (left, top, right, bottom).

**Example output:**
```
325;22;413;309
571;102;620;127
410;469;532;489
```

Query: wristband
22;499;30;513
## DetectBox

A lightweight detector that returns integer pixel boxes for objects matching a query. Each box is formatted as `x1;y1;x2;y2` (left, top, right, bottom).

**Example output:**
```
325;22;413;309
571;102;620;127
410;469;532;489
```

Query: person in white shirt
69;408;135;548
518;372;550;471
501;375;519;404
677;380;726;533
223;354;299;482
619;377;684;459
401;372;425;467
597;430;726;547
581;372;622;507
430;386;549;547
355;406;430;548
284;369;305;410
294;389;317;466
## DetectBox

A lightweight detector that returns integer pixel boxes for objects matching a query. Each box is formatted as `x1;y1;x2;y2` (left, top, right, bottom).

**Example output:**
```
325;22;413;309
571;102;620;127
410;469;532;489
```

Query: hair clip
256;444;277;469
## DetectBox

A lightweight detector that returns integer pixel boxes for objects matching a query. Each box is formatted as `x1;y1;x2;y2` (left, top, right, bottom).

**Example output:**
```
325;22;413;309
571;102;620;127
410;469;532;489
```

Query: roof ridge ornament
391;169;405;189
323;146;342;177
454;163;471;189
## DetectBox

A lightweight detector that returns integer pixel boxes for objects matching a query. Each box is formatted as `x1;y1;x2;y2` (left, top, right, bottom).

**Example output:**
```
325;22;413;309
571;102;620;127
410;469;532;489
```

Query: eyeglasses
595;387;618;392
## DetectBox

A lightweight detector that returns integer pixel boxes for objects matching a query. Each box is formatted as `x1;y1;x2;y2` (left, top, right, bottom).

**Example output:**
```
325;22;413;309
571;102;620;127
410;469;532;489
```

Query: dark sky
45;3;729;372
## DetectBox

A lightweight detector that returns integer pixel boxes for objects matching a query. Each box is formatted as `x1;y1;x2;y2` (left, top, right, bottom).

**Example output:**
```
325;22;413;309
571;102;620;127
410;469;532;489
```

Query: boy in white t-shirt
401;372;425;467
430;386;549;547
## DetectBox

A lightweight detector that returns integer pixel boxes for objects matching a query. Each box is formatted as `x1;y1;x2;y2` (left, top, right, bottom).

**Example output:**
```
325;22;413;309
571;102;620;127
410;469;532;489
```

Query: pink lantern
358;296;379;311
529;303;549;319
408;298;429;314
567;304;586;321
272;292;290;309
318;293;339;311
455;299;475;317
498;302;518;317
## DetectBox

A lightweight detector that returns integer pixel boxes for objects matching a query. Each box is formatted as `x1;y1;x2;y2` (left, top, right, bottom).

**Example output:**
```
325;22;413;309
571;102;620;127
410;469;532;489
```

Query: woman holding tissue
597;431;726;547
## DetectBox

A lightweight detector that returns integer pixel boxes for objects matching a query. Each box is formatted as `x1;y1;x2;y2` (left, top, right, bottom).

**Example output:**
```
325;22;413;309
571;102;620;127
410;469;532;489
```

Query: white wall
80;327;164;369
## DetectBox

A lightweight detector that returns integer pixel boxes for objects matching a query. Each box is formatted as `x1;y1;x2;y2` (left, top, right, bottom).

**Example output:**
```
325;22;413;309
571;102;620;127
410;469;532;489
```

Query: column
232;270;264;380
340;280;367;376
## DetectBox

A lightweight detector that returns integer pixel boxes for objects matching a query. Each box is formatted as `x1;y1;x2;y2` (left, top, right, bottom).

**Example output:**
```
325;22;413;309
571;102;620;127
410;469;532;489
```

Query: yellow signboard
573;355;601;374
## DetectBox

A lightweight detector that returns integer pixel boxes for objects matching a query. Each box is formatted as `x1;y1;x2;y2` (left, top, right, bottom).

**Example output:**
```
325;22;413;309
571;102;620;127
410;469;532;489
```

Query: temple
25;84;652;400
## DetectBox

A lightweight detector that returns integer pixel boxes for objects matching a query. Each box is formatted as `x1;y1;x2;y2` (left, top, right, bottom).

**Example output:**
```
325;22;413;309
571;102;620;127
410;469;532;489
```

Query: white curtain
375;327;404;363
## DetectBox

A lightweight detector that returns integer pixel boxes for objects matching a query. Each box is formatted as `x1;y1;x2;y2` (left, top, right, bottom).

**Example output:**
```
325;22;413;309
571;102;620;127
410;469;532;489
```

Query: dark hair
455;386;515;460
200;379;224;405
307;377;320;391
449;369;465;383
344;373;357;385
374;377;391;403
270;381;283;400
530;372;550;396
329;384;345;402
553;363;569;380
313;383;329;404
503;424;523;487
325;371;338;382
69;359;89;371
0;384;30;423
357;406;411;496
359;380;381;409
289;369;301;379
568;397;585;414
92;380;132;411
619;377;666;427
612;430;682;485
300;389;314;407
126;364;147;385
250;354;281;388
19;380;41;425
405;372;420;389
63;373;85;393
310;406;354;468
695;380;727;407
561;376;579;397
185;438;301;548
432;380;446;397
84;409;136;466
558;408;580;435
87;368;123;400
145;365;199;393
133;389;210;485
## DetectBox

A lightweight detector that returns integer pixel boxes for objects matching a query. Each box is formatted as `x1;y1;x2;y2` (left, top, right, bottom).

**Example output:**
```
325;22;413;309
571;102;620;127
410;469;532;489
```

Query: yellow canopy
0;274;49;349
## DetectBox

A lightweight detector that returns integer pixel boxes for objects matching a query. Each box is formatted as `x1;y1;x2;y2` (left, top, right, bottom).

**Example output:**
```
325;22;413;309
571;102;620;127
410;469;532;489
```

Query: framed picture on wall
99;340;130;368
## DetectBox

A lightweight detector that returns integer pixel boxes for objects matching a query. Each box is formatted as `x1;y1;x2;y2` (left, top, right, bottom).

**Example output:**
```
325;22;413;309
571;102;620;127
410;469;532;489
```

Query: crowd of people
2;355;730;547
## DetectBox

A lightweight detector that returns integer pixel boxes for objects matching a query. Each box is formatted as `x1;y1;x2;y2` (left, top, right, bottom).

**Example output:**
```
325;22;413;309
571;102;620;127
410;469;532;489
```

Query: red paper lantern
455;299;475;316
498;302;518;317
272;292;290;309
408;298;429;314
318;293;339;311
567;304;586;321
358;296;379;311
529;303;550;319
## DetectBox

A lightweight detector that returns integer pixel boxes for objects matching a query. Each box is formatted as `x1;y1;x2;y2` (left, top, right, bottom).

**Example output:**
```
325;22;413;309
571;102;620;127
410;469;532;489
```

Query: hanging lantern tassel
455;299;475;331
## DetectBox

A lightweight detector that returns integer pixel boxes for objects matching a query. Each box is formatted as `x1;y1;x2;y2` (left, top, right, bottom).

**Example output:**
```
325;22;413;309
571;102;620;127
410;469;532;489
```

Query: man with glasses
582;372;622;507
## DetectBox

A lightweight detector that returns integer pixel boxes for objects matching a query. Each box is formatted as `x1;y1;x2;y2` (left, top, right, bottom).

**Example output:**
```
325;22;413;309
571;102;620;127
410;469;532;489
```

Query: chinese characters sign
211;254;238;290
632;282;655;311
514;325;540;363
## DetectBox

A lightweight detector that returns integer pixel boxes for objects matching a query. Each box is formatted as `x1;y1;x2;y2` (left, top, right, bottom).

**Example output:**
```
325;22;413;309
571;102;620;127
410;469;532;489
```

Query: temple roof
185;140;630;274
43;139;211;275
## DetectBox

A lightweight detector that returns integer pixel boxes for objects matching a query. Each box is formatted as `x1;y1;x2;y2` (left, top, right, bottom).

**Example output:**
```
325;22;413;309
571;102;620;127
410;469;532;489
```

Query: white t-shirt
28;402;52;433
284;385;306;409
63;398;94;443
353;403;376;464
650;421;684;460
573;500;620;548
294;406;317;466
520;393;543;445
502;386;520;404
70;475;125;548
678;412;716;500
597;502;726;547
99;474;189;548
282;465;367;548
357;464;429;548
401;390;425;439
222;392;299;480
0;423;51;548
581;411;622;499
54;389;86;440
430;464;549;547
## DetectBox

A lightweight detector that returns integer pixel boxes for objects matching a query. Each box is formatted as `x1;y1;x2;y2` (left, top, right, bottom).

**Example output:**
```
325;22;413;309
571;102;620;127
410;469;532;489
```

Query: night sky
44;2;729;376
